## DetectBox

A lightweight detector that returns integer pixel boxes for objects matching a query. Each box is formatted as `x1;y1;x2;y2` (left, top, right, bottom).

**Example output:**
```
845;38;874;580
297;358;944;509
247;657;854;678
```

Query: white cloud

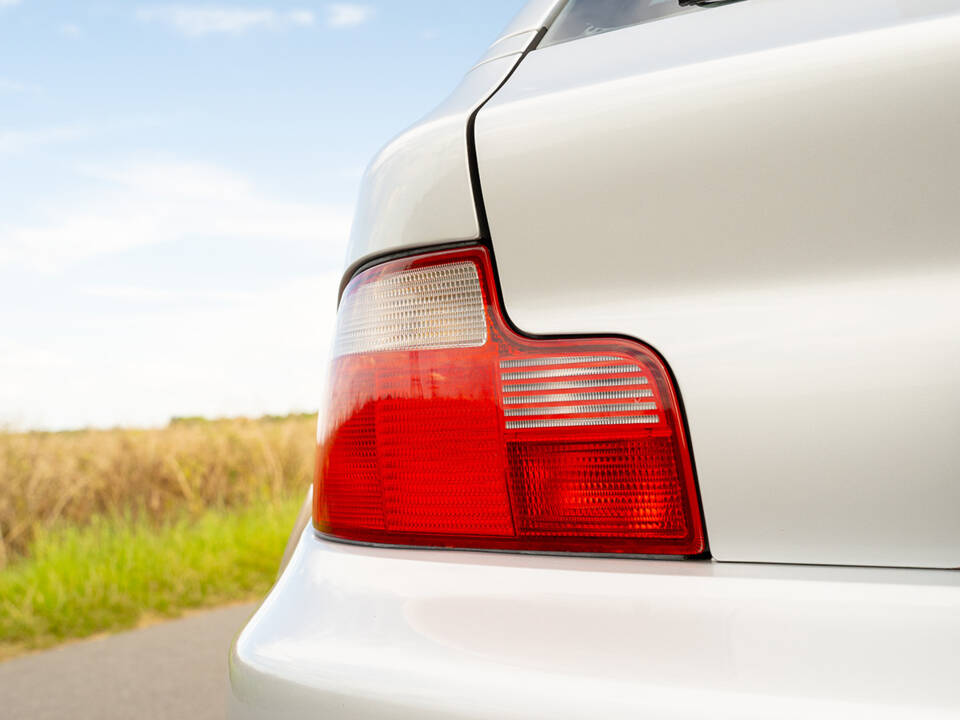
0;78;24;92
0;159;352;272
136;6;315;36
80;284;258;303
0;0;22;8
325;3;374;28
0;157;352;429
59;23;82;37
0;272;341;430
0;125;86;154
82;285;201;301
0;77;42;95
287;10;314;26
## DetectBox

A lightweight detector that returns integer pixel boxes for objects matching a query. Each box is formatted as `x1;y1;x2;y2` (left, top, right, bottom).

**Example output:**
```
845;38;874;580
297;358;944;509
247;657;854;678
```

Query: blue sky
0;0;524;429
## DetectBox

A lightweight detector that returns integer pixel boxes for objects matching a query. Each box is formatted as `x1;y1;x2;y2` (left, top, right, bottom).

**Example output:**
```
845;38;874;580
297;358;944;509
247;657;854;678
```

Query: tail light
314;246;704;556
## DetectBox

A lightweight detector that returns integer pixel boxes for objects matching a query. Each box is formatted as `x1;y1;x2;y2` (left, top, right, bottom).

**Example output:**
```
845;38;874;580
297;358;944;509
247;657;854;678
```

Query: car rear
229;1;960;717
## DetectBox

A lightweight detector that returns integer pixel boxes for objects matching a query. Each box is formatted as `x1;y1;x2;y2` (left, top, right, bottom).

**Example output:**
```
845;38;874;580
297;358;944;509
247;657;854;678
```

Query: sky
0;0;525;430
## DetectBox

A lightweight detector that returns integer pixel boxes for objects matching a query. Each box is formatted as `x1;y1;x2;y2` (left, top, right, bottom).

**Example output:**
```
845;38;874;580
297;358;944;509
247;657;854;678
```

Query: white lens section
502;389;655;404
501;365;641;381
505;415;660;430
504;402;657;417
334;262;487;356
501;377;649;393
499;355;621;369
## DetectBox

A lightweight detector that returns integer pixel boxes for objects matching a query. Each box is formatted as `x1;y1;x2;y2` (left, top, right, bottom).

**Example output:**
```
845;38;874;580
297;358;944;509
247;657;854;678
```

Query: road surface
0;602;257;720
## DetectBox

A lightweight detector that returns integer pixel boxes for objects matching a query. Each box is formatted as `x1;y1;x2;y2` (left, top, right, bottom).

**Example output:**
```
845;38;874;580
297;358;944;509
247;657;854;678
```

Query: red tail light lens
315;246;704;556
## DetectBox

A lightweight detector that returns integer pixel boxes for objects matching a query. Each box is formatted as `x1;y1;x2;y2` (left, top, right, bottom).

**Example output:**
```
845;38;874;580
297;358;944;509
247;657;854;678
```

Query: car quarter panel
475;0;960;568
344;0;566;274
345;55;514;271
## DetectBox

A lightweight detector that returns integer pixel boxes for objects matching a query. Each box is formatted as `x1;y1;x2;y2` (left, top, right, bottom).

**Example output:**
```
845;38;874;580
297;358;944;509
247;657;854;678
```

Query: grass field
0;414;316;657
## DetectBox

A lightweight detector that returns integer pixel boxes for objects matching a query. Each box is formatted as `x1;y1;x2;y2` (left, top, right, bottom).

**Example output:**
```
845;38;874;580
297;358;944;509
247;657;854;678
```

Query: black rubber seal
466;26;548;239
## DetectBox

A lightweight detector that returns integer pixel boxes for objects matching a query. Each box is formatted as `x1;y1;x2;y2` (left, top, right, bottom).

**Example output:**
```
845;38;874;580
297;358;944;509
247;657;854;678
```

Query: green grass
0;494;303;657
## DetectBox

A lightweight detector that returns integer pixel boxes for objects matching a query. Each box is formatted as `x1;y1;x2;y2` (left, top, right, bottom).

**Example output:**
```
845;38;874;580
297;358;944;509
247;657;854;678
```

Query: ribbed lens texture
508;438;687;537
316;248;704;556
334;261;486;356
321;348;512;536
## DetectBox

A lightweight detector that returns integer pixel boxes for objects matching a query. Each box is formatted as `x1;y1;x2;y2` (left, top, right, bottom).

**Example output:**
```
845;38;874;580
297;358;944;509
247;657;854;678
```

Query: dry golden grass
0;414;317;567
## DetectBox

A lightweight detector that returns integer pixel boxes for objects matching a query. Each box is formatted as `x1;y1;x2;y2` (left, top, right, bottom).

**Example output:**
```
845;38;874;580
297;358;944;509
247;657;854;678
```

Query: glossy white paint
476;0;960;568
344;1;565;273
345;56;513;271
471;30;540;70
231;530;960;719
494;0;566;44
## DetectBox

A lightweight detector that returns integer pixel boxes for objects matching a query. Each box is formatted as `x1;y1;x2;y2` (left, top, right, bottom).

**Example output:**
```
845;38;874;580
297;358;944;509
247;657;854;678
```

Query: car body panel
494;0;566;45
475;0;960;568
231;530;960;719
472;30;540;70
345;55;513;272
343;0;565;274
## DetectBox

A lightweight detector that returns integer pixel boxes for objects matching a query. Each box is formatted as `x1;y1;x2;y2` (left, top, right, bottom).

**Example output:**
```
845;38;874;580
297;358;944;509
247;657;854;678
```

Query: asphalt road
0;602;257;720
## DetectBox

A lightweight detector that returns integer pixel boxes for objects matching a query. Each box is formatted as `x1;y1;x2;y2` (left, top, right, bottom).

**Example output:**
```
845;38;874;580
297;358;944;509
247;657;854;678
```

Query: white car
229;1;960;717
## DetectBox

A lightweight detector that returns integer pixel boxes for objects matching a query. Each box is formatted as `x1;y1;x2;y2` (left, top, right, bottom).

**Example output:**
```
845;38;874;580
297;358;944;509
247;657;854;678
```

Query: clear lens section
500;355;622;368
502;389;654;404
503;403;658;417
499;355;660;429
501;378;650;393
334;261;486;357
501;365;643;380
505;416;662;429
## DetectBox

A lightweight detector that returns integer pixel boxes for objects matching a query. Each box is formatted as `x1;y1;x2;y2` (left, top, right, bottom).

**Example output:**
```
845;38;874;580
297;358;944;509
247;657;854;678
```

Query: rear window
540;0;700;47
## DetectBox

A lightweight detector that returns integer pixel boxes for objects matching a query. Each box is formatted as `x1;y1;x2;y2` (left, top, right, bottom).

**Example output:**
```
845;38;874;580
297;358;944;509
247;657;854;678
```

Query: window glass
540;0;700;47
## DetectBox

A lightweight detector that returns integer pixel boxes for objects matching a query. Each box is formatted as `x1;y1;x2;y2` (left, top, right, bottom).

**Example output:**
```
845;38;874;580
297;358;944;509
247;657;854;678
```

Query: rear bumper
229;529;960;719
